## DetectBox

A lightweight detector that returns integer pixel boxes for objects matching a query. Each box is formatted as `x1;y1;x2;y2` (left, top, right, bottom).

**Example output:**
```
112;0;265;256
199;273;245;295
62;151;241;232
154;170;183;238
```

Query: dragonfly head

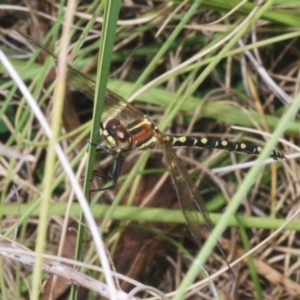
102;119;132;150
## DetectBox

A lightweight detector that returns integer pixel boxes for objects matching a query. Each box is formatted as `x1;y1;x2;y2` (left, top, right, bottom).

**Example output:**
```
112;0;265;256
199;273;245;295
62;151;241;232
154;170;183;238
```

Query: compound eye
106;119;121;130
115;127;129;143
114;127;131;150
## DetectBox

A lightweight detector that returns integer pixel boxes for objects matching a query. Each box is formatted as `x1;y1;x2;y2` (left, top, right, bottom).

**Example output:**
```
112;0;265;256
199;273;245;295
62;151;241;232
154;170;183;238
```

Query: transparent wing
18;31;143;123
160;134;232;274
159;135;213;246
66;68;144;123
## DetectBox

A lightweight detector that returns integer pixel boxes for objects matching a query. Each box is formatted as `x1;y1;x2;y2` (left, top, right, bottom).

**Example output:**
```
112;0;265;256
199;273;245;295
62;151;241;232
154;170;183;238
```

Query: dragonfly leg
90;147;125;192
82;145;115;180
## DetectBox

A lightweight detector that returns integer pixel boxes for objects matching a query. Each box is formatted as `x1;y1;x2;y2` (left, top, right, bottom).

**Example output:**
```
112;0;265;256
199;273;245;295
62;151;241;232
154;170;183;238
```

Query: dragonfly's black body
19;31;285;277
167;135;284;160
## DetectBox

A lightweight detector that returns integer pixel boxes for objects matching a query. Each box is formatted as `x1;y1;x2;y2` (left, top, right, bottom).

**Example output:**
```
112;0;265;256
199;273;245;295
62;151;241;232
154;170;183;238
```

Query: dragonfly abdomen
169;135;285;160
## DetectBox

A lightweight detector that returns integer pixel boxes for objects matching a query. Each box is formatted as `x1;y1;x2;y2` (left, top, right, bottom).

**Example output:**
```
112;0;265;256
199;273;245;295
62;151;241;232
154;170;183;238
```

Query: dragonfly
18;31;285;276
